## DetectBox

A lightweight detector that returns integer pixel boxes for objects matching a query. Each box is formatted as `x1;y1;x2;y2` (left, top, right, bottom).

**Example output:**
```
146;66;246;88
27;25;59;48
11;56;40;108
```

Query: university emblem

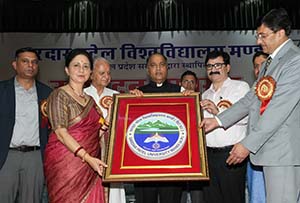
126;112;187;160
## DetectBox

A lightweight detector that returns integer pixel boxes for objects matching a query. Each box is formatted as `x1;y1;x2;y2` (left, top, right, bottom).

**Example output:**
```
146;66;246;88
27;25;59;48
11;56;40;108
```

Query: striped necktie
263;57;272;75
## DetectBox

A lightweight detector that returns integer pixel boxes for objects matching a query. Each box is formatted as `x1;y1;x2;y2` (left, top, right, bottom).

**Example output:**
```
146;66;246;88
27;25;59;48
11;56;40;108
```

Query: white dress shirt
84;85;119;118
202;77;250;147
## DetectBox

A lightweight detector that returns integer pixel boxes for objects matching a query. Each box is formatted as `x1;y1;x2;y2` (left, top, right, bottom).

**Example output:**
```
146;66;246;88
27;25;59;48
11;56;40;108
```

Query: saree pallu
44;102;105;203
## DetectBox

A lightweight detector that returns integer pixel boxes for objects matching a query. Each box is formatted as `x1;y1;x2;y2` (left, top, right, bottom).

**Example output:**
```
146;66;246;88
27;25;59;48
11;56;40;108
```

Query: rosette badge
100;96;113;109
255;76;276;101
40;99;48;118
217;100;232;109
40;99;50;128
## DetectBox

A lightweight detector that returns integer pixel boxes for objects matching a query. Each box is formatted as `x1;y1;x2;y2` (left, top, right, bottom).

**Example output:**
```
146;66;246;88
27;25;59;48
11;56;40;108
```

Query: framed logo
103;93;209;182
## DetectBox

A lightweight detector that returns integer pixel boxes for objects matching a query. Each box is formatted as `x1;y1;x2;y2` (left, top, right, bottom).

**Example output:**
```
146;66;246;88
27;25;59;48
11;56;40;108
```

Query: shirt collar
270;39;290;59
85;84;98;95
208;77;231;92
14;77;36;91
149;80;167;87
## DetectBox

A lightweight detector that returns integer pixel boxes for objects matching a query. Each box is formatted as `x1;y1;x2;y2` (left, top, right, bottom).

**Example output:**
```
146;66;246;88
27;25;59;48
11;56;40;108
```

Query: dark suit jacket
0;77;52;169
138;80;181;93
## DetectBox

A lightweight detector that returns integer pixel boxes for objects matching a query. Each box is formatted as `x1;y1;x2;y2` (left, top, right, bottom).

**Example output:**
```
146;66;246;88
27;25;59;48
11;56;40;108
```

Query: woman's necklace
68;84;86;102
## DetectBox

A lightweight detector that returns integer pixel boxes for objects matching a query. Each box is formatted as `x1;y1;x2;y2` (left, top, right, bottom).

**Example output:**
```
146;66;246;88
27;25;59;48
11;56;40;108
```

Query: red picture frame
103;93;209;182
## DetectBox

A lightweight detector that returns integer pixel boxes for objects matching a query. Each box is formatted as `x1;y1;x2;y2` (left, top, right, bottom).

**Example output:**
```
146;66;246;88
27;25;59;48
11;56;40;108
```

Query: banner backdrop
1;31;300;92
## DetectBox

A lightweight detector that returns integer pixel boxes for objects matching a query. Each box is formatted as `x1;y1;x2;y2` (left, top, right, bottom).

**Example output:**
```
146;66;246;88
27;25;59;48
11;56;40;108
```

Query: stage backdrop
1;31;300;92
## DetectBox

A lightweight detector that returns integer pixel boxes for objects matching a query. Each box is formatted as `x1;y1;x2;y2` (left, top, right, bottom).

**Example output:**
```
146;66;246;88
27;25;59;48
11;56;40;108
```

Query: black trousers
203;146;247;203
134;182;182;203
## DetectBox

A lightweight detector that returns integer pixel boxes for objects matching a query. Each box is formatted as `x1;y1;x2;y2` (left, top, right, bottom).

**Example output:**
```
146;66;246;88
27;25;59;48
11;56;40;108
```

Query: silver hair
93;56;111;67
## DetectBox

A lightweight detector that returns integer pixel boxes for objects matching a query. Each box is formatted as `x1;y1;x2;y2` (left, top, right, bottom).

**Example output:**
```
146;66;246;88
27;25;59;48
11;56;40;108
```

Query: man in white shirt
200;50;249;203
84;57;126;203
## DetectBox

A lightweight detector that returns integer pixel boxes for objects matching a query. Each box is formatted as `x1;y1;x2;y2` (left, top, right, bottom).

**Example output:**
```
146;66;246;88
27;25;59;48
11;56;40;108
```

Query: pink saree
44;89;105;203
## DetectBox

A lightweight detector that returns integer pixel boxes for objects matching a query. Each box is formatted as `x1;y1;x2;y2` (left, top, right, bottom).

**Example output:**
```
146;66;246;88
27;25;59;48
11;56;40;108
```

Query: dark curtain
0;0;299;32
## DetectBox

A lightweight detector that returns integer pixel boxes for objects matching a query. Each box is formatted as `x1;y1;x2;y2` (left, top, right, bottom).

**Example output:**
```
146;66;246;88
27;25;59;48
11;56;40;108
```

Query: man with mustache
200;50;249;203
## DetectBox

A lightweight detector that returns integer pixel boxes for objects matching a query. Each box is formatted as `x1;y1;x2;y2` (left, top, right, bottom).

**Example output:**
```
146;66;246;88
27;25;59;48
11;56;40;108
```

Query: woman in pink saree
44;49;108;203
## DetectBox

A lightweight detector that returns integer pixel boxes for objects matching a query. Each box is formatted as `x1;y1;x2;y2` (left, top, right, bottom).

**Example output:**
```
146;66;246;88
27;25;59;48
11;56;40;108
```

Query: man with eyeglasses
201;8;300;203
179;70;198;91
198;50;249;203
0;47;52;202
247;51;268;203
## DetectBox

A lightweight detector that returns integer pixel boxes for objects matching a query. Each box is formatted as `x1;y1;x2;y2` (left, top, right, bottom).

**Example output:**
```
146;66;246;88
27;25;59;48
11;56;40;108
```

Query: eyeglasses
255;31;275;40
205;63;226;70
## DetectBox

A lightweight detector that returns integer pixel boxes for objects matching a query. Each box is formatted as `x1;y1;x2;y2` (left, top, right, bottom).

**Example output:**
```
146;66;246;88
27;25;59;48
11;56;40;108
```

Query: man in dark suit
0;47;52;202
134;53;182;94
201;8;300;203
130;52;183;203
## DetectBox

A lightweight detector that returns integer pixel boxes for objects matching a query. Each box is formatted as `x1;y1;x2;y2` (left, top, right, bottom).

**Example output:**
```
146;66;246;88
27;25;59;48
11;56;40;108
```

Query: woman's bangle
100;126;108;131
74;146;83;157
82;152;88;162
104;121;109;127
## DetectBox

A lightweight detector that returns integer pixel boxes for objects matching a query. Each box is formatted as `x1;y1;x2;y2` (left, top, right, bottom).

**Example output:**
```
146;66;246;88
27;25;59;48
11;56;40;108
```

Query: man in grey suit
200;8;300;203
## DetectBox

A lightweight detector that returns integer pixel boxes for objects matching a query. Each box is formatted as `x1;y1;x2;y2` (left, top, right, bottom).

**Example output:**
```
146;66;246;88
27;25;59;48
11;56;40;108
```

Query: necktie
263;57;272;75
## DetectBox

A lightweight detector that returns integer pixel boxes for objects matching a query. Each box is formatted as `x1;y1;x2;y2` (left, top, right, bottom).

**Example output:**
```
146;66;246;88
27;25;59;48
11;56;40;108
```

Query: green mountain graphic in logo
135;120;178;134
